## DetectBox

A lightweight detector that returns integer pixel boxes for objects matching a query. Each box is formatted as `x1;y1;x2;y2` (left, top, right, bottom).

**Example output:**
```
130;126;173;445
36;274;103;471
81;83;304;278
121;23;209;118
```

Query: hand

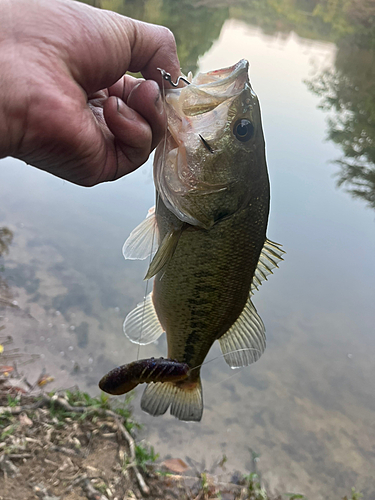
0;0;180;186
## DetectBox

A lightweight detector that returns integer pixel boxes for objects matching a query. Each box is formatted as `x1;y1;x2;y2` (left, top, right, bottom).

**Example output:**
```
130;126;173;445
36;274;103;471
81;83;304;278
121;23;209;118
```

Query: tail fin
141;379;203;422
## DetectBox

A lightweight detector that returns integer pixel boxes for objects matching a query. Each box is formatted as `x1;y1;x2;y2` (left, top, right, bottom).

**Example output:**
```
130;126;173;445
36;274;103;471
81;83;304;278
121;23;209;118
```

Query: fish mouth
164;59;250;119
193;59;250;92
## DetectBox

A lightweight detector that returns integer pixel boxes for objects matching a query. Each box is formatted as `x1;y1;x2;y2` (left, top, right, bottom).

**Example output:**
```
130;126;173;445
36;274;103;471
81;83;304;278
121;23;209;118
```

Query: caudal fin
141;379;203;422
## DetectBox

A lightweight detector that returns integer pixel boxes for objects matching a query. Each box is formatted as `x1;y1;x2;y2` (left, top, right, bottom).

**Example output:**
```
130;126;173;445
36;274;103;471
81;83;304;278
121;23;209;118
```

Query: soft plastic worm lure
99;357;190;395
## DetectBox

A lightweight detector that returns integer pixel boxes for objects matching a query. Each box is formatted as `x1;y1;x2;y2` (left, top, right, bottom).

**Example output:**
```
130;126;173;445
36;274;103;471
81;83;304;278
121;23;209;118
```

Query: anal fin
141;379;203;422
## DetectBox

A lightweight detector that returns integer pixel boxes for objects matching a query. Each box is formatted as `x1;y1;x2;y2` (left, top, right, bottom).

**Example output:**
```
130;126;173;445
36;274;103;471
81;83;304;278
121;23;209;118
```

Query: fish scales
101;60;284;422
153;194;269;370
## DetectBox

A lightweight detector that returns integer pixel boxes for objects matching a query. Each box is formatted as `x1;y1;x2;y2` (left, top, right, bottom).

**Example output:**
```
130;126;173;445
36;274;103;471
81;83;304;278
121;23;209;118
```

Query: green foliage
0;424;16;440
66;389;111;410
285;494;307;500
0;413;12;428
342;488;363;500
6;394;19;407
135;442;159;471
243;472;268;500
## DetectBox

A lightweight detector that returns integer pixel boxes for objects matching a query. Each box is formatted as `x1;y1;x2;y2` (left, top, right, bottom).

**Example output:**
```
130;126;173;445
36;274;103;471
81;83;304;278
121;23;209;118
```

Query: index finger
55;1;181;93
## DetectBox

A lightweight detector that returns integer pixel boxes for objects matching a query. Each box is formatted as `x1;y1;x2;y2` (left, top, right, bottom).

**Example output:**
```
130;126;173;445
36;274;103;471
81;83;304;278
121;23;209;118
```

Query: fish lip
193;59;250;90
164;59;250;99
202;59;249;80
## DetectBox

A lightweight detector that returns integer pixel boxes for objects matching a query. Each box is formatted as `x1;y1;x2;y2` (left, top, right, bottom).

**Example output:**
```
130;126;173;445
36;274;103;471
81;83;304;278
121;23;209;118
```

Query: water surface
1;2;374;498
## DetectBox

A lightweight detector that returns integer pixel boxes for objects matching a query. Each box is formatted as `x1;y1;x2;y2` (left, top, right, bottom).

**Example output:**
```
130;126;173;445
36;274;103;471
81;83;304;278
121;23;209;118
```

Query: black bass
119;60;284;421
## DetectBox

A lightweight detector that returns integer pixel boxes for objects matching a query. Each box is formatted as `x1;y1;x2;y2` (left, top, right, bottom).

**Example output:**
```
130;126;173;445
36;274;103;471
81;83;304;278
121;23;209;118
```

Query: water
1;1;374;498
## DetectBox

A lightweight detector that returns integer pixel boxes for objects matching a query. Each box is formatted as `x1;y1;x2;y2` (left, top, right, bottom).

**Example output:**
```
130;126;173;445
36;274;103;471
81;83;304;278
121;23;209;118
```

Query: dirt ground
0;386;271;500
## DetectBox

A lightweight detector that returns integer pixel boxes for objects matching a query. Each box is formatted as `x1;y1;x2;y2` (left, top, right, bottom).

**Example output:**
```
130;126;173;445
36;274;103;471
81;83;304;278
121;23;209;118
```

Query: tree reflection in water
80;0;375;209
306;5;375;210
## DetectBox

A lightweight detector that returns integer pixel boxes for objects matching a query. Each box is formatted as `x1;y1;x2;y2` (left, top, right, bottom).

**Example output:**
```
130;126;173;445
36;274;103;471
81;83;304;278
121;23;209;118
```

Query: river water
1;2;374;498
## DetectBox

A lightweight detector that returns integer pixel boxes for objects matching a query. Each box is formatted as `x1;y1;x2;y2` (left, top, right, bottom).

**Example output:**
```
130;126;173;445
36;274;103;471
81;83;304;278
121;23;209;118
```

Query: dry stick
0;393;150;497
105;409;150;496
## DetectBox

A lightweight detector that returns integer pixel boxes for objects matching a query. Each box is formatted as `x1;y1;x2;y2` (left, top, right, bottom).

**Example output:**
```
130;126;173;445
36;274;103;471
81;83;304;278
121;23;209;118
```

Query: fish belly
152;195;268;372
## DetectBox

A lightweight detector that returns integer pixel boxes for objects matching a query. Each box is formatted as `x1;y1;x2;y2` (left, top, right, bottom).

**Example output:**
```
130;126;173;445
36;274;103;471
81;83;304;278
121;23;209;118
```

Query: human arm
0;0;180;186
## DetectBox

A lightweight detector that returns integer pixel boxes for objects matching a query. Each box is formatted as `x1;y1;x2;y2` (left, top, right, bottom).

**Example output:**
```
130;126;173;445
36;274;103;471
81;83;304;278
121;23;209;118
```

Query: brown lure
99;357;190;395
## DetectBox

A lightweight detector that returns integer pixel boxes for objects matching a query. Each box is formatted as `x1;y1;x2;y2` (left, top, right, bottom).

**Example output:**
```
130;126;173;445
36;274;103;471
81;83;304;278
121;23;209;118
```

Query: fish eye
233;119;254;142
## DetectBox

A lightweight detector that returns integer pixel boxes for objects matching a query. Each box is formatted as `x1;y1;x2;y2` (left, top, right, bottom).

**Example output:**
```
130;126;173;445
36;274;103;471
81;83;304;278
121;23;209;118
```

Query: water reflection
0;227;13;258
307;35;375;209
1;0;374;498
0;227;13;302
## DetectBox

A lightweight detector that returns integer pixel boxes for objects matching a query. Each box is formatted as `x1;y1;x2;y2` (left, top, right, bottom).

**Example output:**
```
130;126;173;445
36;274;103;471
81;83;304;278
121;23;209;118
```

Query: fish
118;59;284;421
99;357;189;395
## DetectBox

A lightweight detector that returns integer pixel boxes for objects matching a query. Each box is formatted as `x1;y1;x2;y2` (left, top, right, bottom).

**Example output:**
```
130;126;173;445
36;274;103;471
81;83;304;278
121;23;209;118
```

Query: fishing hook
157;68;191;87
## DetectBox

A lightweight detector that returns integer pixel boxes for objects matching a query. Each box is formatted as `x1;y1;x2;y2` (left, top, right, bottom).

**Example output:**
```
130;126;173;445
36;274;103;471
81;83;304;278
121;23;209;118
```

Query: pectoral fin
219;296;266;368
123;292;164;345
122;206;159;260
144;228;182;280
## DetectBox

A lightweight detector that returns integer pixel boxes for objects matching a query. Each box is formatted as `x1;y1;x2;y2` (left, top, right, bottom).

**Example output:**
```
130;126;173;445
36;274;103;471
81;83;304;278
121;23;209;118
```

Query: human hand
0;0;180;186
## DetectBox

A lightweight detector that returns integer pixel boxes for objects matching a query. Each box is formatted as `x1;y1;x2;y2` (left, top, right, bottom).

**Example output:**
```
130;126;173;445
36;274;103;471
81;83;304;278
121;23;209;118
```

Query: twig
106;409;150;496
0;392;150;496
64;474;109;500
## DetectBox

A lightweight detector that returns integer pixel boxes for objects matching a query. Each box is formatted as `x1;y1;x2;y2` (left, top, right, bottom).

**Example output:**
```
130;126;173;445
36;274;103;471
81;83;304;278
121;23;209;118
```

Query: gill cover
155;59;266;229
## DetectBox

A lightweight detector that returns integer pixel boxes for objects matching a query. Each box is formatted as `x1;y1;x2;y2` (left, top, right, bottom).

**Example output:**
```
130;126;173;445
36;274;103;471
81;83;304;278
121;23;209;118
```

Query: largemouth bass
105;60;284;421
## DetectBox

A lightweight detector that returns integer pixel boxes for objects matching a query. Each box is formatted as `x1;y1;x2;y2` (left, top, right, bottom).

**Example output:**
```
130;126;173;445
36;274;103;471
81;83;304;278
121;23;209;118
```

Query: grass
135;442;159;471
0;388;366;499
244;472;268;500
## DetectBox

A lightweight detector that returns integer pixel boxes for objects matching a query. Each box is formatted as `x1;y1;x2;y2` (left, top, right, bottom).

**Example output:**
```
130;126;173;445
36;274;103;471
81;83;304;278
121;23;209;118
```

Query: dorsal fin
251;238;285;293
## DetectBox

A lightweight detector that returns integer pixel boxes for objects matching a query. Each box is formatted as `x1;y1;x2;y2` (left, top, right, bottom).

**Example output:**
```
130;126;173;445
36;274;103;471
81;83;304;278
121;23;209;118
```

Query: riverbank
0;386;281;500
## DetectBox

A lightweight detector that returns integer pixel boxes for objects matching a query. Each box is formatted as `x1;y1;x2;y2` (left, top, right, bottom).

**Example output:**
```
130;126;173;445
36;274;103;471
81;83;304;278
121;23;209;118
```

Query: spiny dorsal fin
251;238;285;293
122;206;159;260
144;228;182;280
123;292;164;345
218;296;265;368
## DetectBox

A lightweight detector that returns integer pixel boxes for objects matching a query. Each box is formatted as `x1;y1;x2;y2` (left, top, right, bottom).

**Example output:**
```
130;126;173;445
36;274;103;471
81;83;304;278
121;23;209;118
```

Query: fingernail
116;97;136;120
155;91;164;114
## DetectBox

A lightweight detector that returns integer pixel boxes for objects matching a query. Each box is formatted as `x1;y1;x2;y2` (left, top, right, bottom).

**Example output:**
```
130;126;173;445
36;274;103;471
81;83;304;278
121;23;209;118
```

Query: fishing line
188;347;262;390
136;72;169;360
188;347;262;374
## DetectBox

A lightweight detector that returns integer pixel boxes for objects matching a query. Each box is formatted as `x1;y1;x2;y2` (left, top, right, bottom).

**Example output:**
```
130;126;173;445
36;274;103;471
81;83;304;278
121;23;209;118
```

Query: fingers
104;79;166;175
125;21;181;84
102;102;151;180
55;1;181;93
108;75;141;102
126;80;166;151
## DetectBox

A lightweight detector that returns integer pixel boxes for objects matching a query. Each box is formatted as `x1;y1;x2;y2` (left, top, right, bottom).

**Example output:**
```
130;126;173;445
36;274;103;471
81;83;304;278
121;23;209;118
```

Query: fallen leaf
162;458;189;474
7;386;27;394
0;365;14;374
37;375;54;387
19;413;33;427
0;344;3;354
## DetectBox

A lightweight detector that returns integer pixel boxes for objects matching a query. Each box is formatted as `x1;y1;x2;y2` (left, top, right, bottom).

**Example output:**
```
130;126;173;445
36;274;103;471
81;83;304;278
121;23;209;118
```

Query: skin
0;0;181;186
